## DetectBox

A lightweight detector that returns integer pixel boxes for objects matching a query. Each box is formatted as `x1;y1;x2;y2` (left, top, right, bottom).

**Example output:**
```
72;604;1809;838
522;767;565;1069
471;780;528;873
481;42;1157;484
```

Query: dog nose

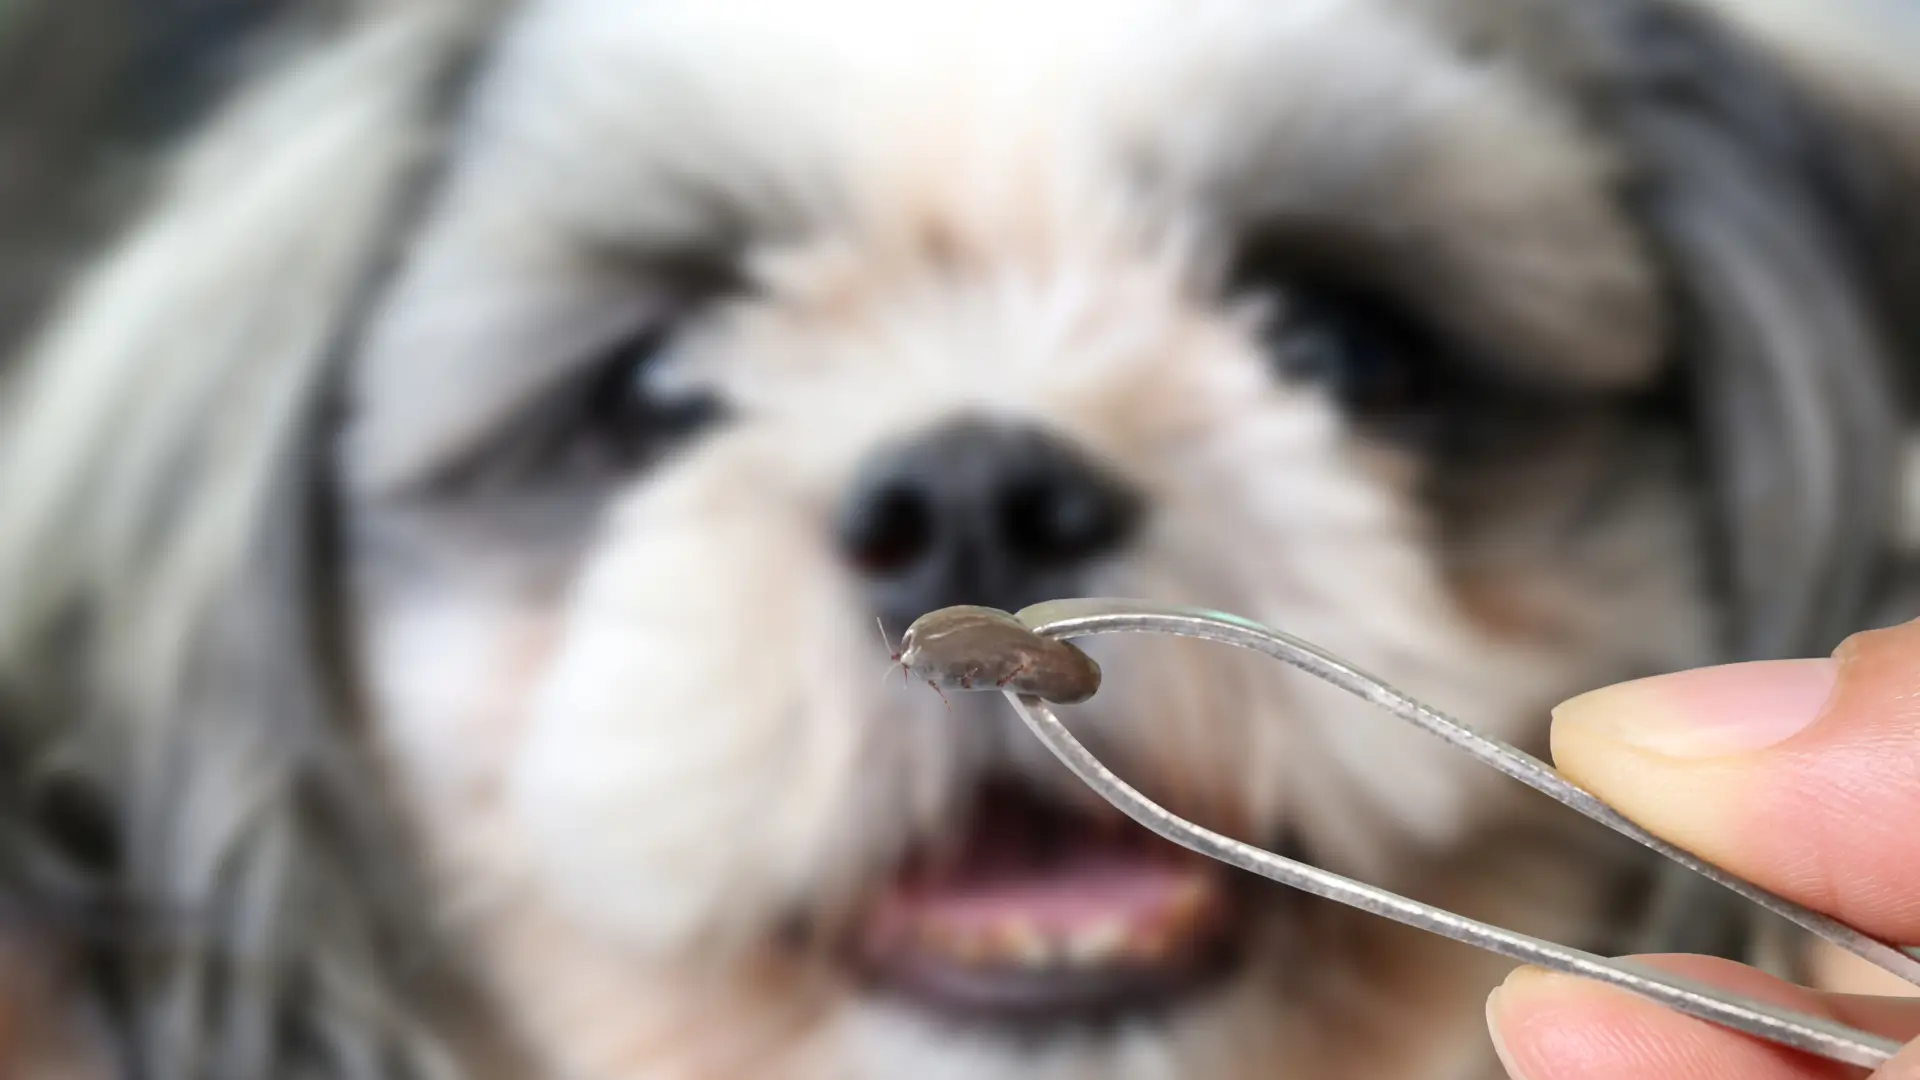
838;417;1143;627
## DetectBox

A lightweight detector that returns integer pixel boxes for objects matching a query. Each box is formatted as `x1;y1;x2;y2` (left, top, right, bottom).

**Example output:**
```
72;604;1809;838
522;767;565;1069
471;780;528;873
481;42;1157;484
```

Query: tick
885;605;1102;706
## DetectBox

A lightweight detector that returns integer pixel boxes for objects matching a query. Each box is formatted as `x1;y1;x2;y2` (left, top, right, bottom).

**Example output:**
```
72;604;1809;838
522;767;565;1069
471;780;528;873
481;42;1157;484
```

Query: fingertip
1487;967;1551;1080
1549;624;1920;941
1544;661;1833;851
1482;961;1855;1080
1485;967;1618;1080
1549;659;1837;760
1545;717;1746;866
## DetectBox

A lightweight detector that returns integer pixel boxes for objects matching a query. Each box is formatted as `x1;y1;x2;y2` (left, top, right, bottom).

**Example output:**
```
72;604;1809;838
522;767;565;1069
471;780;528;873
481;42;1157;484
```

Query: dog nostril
843;482;937;575
841;418;1143;618
1000;478;1133;565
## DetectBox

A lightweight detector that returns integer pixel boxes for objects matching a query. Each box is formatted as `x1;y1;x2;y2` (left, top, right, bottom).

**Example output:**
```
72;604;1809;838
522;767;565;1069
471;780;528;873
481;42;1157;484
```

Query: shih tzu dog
3;0;1919;1078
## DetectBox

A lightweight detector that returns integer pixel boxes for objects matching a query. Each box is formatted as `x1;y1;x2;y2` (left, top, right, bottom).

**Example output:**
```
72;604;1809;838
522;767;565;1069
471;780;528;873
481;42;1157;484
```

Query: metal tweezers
993;597;1915;1069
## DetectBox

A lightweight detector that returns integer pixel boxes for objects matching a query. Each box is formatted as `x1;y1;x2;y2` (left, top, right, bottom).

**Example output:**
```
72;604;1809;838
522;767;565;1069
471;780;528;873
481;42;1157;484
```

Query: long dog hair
2;0;1918;1078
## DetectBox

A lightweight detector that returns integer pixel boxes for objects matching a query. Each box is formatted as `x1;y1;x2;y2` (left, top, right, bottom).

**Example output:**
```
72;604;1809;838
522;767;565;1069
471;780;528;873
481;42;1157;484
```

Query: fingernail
1552;658;1838;759
1486;975;1537;1080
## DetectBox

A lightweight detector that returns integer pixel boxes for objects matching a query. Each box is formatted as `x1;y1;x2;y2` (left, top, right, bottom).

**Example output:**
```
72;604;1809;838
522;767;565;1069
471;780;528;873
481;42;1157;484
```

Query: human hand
1486;617;1920;1079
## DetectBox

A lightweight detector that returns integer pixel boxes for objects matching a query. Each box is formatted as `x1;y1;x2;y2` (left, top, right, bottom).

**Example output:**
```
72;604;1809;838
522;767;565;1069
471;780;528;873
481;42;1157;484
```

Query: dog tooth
1064;919;1130;966
998;920;1054;968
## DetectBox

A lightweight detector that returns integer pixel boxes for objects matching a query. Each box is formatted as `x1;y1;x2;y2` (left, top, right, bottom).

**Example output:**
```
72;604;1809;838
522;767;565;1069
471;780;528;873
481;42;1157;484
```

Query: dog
3;0;1919;1077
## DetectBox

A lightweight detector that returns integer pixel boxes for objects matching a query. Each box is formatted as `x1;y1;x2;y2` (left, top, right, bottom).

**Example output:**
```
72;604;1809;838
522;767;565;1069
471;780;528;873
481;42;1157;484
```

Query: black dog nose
839;417;1142;629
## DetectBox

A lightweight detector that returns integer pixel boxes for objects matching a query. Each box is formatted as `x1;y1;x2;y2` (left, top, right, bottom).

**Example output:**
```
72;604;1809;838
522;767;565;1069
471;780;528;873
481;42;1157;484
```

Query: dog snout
837;416;1142;628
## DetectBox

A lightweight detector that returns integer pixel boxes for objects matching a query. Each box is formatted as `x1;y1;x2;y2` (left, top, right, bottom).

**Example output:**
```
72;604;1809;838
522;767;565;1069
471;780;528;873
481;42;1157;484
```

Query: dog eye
441;321;727;494
1265;281;1447;417
563;324;725;473
1227;252;1548;457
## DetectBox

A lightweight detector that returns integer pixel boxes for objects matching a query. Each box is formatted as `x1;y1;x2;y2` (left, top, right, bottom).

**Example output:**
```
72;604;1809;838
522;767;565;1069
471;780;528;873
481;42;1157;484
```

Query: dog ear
1544;0;1919;662
1539;0;1920;966
0;7;508;1079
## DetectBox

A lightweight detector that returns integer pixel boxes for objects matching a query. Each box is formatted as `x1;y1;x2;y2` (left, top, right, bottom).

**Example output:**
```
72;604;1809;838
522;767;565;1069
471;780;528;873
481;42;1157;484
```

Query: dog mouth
848;778;1244;1024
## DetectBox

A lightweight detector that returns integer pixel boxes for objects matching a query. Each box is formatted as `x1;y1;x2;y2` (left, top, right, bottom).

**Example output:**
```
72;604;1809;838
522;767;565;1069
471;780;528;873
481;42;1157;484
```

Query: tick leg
925;680;951;710
995;656;1036;688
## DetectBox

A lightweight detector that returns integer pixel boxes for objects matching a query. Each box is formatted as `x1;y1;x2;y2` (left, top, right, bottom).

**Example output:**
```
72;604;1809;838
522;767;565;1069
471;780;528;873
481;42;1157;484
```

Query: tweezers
990;597;1916;1069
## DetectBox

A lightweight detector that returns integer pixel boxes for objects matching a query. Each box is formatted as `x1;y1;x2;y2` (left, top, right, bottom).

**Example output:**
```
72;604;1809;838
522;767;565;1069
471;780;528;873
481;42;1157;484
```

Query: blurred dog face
344;1;1720;1076
4;0;1916;1078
